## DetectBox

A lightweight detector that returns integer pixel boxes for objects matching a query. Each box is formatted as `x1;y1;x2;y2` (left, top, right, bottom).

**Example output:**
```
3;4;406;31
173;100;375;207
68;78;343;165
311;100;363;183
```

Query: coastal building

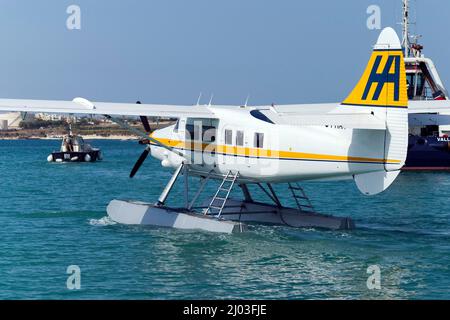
34;113;79;123
0;112;31;130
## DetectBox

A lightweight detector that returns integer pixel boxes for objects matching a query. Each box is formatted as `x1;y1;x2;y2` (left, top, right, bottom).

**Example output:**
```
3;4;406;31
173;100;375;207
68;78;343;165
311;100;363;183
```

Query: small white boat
47;126;102;163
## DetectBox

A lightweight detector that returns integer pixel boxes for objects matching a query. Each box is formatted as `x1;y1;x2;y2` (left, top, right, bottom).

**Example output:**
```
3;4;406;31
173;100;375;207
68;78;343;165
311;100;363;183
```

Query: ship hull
403;135;450;170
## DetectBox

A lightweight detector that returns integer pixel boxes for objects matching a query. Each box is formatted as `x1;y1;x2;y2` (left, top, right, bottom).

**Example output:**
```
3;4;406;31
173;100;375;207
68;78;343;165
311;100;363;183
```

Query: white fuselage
148;105;393;183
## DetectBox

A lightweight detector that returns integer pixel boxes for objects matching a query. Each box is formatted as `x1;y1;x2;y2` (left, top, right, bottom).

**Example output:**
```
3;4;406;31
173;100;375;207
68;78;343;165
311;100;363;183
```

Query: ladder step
206;171;239;217
211;202;225;207
289;183;315;212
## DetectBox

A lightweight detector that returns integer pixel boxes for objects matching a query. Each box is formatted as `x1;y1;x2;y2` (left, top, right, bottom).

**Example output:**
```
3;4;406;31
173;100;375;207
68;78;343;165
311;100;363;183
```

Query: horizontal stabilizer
409;113;450;126
409;100;450;114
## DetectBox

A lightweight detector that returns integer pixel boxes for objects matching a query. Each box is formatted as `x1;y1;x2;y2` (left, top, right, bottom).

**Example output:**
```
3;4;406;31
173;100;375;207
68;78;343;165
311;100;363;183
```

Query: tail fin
342;27;408;195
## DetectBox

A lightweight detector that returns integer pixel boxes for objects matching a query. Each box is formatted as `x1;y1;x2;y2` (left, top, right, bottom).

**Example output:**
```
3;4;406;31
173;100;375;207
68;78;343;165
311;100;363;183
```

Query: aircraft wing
273;113;386;130
408;100;450;114
0;98;217;160
257;103;386;130
267;101;450;115
0;98;215;118
407;100;450;126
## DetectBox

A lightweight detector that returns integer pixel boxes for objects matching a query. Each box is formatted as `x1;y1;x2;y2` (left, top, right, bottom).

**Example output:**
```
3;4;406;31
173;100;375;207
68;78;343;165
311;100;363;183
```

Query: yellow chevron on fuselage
342;49;407;108
151;137;401;164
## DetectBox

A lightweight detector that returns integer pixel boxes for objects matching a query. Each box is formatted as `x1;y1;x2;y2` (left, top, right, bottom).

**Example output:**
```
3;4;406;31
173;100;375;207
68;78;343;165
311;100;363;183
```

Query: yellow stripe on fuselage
152;137;401;164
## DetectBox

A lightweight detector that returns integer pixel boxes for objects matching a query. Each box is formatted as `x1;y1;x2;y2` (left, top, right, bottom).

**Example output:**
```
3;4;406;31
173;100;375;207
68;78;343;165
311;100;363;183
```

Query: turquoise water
0;139;449;299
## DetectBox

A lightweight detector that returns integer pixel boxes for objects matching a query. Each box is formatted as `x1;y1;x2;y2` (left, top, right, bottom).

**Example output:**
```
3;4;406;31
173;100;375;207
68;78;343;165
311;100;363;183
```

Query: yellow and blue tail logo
342;49;407;108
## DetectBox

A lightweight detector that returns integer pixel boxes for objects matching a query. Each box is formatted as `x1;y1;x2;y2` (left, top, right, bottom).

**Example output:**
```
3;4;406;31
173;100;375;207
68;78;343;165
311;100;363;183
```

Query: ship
401;0;450;170
47;125;102;163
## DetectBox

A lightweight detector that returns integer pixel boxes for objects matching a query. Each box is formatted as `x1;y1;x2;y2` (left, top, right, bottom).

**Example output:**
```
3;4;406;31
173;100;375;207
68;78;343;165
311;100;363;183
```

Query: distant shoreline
0;134;139;141
0;122;172;141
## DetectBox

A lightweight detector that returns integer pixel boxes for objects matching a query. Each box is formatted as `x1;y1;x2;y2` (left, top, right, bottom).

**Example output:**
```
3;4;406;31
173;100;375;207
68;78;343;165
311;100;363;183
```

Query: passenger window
236;130;244;146
254;133;264;148
225;129;233;145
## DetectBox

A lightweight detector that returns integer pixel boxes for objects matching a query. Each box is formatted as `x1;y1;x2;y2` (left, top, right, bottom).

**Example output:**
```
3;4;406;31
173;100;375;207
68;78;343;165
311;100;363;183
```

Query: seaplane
1;27;448;233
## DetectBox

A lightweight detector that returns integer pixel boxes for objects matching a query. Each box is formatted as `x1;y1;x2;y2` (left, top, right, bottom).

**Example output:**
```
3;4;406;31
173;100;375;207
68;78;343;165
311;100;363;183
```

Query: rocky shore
0;121;173;140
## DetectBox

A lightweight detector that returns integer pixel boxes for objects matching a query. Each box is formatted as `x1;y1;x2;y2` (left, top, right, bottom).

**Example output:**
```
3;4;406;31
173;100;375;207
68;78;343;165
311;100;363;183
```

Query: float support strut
157;163;184;206
188;174;212;210
184;165;189;208
240;184;253;202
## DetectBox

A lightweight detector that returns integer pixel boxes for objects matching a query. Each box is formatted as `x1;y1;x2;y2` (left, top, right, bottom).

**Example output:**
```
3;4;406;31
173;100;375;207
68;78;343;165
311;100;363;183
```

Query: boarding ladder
205;171;239;218
288;183;316;213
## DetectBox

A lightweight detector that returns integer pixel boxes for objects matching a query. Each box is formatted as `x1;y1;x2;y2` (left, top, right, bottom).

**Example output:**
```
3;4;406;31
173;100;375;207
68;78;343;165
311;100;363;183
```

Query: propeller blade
130;147;150;178
140;116;152;133
136;101;152;133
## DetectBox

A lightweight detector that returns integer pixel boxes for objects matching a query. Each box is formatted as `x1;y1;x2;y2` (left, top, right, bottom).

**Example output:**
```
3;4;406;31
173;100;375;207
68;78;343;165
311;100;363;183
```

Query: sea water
0;139;449;299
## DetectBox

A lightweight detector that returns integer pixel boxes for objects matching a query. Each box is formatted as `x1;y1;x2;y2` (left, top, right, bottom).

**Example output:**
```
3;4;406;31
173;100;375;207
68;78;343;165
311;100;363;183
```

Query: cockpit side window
185;118;218;142
203;125;216;143
185;124;201;141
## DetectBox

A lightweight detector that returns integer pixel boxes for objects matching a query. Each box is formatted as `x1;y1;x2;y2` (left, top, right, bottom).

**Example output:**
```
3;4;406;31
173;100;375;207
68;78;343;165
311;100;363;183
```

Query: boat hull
50;150;102;162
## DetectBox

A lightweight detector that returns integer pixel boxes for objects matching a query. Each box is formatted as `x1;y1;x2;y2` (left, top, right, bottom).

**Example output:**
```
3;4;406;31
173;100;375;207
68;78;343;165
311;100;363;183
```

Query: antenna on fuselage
208;94;214;107
196;92;202;106
244;95;250;107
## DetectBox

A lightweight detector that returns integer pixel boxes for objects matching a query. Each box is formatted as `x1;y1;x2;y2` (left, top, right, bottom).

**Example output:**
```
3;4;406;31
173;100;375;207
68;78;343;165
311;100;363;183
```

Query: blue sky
0;0;449;105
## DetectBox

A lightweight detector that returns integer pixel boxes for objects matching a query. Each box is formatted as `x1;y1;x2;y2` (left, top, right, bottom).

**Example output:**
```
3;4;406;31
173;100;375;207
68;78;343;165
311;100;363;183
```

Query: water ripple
0;140;450;299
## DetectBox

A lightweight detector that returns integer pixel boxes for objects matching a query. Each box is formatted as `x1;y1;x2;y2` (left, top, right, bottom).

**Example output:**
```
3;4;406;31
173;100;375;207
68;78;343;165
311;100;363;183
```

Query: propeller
136;101;152;144
140;116;151;133
130;101;153;178
130;145;150;178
